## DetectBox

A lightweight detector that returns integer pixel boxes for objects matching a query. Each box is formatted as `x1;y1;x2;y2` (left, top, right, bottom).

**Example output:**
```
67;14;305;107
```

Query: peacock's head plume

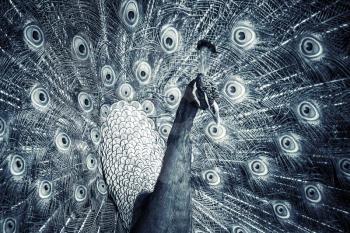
190;40;221;123
197;39;217;75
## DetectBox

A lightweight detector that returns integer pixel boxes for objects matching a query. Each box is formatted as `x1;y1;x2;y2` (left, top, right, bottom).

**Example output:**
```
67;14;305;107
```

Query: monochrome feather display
1;0;350;232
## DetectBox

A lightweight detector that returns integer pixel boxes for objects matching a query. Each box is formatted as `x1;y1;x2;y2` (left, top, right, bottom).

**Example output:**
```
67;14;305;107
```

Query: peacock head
191;40;221;124
192;74;220;124
197;39;217;75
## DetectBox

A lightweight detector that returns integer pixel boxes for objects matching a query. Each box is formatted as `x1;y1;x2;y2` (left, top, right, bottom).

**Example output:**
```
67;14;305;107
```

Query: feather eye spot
31;87;50;108
165;87;181;108
97;179;108;195
339;158;350;176
279;135;299;153
299;37;323;59
72;35;89;60
232;26;256;48
233;226;248;233
249;159;268;176
3;218;16;233
205;122;226;140
86;154;98;171
203;169;221;186
24;24;44;48
304;185;322;203
10;155;25;176
118;83;135;101
100;104;110;119
0;117;6;137
273;203;290;219
135;61;152;84
101;65;116;87
297;101;319;121
160;26;179;54
55;132;71;151
90;128;101;145
75;185;87;202
159;123;172;139
78;92;93;112
39;180;52;199
122;0;139;28
224;80;246;101
142;100;155;115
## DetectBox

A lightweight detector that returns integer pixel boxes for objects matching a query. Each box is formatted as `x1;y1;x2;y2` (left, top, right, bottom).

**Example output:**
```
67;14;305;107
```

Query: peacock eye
86;154;98;171
100;104;110;119
165;87;181;108
249;159;268;176
55;132;71;151
160;26;179;54
233;226;247;233
304;185;322;203
142;100;155;115
135;61;152;84
159;123;172;139
122;0;139;28
273;203;290;219
78;92;93;112
72;35;89;60
39;180;52;198
232;26;256;48
224;80;246;101
0;117;6;136
279;135;299;153
300;37;323;59
101;65;116;87
75;185;87;202
90;128;101;145
298;101;319;121
339;158;350;176
3;218;16;233
97;179;107;195
203;169;221;186
118;83;135;100
206;122;226;140
31;87;50;108
10;154;25;176
24;24;44;48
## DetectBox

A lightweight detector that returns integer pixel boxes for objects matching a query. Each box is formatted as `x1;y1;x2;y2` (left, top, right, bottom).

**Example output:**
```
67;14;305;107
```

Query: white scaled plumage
101;101;164;229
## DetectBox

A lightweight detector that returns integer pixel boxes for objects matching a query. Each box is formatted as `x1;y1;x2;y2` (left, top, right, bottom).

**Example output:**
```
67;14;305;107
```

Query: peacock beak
202;89;220;124
209;101;220;124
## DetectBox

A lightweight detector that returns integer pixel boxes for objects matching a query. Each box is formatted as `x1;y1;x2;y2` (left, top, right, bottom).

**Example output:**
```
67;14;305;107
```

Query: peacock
1;0;350;232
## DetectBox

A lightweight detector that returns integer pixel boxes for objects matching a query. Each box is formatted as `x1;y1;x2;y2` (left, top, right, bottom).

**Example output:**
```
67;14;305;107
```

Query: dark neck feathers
131;80;198;233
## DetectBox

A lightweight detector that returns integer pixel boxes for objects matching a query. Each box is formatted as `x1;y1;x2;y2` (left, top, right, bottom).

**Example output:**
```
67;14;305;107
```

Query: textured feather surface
1;0;350;232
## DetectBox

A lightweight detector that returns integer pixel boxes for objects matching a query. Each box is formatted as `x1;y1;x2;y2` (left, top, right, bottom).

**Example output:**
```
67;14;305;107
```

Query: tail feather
1;0;350;232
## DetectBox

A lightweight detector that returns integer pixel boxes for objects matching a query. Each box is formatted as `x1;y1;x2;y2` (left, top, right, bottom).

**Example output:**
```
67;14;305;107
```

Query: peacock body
1;0;350;232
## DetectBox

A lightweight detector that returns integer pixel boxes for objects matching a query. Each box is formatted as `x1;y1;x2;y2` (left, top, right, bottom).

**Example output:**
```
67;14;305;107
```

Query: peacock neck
156;91;198;183
131;81;198;233
167;93;198;147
